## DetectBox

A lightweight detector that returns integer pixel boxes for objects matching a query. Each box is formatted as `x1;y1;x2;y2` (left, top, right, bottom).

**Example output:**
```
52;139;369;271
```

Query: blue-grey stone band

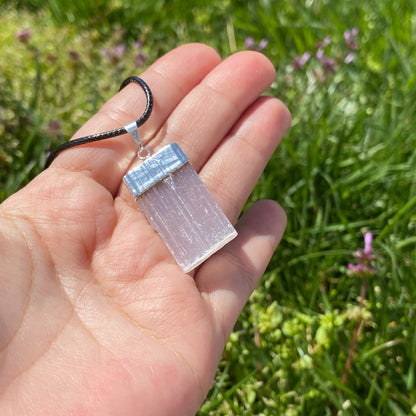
123;143;189;197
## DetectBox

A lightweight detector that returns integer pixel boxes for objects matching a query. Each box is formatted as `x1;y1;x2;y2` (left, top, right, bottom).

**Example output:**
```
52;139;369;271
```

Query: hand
0;44;290;415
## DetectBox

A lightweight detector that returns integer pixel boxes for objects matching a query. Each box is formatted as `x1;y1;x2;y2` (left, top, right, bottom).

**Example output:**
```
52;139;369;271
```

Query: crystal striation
124;144;237;272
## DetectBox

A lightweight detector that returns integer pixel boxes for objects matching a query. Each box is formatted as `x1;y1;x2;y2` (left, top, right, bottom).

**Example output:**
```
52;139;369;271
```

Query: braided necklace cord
44;76;153;169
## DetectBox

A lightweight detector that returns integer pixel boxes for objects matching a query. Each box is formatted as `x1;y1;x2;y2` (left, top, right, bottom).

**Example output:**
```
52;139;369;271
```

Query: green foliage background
1;0;416;414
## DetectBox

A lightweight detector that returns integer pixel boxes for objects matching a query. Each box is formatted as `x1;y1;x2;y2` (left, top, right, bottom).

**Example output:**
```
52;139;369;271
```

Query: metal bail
124;121;143;148
125;120;152;160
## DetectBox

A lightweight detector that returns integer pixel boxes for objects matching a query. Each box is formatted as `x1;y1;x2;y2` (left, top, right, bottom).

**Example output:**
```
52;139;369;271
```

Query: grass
1;0;416;414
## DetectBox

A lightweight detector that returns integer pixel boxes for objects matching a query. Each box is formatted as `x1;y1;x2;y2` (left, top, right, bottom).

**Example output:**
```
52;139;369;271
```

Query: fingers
117;50;278;202
144;51;277;171
195;200;287;348
199;95;291;222
47;44;221;195
47;41;278;202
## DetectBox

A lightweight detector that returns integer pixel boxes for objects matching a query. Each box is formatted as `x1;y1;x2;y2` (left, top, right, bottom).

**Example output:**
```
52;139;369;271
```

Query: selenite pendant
124;143;237;272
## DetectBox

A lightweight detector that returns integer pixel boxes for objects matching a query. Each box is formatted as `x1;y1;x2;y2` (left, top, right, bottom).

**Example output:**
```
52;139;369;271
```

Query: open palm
0;44;290;415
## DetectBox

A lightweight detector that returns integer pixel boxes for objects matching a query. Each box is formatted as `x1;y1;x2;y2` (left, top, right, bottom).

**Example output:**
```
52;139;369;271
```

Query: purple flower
316;50;336;73
316;36;332;49
345;27;359;40
353;232;375;262
344;53;355;64
364;232;373;253
102;44;125;64
244;37;255;49
134;52;148;67
133;41;147;67
344;30;351;41
348;263;364;272
348;232;376;277
46;120;62;136
321;57;336;73
347;262;375;277
244;37;268;51
324;36;332;45
16;28;31;43
302;51;312;62
291;51;311;70
344;28;359;50
258;38;269;50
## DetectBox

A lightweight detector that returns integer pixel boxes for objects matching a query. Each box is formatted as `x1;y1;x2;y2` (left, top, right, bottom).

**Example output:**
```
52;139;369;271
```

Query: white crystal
124;144;237;273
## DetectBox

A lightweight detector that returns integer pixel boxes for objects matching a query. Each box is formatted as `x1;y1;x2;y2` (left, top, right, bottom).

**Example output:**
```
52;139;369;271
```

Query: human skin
0;43;291;415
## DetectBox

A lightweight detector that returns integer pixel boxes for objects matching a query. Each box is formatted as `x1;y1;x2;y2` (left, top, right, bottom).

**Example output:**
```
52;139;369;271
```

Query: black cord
44;76;153;169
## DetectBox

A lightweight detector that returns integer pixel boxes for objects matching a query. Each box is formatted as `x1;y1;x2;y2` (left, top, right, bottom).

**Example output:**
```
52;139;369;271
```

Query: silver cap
123;143;188;197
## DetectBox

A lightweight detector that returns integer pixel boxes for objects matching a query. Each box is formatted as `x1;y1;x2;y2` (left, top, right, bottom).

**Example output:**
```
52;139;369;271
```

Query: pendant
124;142;237;272
45;77;237;272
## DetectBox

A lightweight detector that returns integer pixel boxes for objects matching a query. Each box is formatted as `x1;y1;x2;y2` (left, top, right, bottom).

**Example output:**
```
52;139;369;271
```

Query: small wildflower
258;38;268;50
16;28;31;44
133;41;147;67
364;232;373;253
316;48;324;60
316;36;332;49
244;37;255;49
347;262;376;278
134;52;147;67
344;53;355;64
344;28;359;50
347;232;376;277
324;36;332;45
344;30;351;41
348;263;364;273
316;50;336;73
291;51;311;70
353;232;375;262
102;44;125;65
244;37;268;52
46;120;63;136
322;57;336;73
